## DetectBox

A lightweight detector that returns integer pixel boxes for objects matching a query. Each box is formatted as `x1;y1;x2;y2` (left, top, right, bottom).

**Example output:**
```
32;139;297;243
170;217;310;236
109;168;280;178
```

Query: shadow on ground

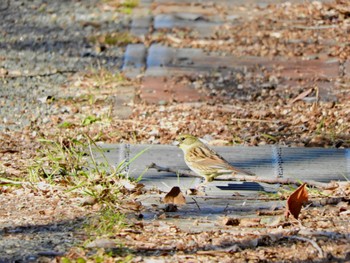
0;217;86;262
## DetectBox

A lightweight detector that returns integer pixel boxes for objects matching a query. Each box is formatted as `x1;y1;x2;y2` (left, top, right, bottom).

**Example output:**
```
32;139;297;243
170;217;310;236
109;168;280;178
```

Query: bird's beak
172;140;180;147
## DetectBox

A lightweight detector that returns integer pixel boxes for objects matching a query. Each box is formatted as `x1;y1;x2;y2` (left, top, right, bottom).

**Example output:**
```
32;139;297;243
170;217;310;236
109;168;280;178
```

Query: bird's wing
187;145;255;176
224;164;255;176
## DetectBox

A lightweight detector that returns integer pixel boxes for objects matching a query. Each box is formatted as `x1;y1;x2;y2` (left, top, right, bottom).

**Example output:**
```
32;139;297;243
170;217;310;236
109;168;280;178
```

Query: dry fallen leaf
285;183;308;219
122;200;143;211
186;188;206;196
290;87;314;104
163;186;186;205
222;217;240;226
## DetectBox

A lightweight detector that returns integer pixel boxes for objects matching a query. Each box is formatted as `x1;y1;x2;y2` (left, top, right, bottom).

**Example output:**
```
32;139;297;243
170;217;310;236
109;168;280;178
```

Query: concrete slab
112;86;135;119
145;44;340;79
92;143;347;227
154;14;220;37
192;55;340;80
95;144;349;195
276;58;339;80
344;59;350;80
146;44;176;68
130;15;152;37
142;44;340;102
153;5;218;16
122;44;147;78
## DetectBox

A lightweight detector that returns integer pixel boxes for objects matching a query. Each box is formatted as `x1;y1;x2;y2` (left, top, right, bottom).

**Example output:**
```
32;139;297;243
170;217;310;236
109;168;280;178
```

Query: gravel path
0;0;126;131
0;1;127;261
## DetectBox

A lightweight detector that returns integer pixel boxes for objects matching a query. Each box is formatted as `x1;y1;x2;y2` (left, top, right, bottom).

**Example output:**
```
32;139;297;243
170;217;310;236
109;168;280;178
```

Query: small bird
176;134;255;184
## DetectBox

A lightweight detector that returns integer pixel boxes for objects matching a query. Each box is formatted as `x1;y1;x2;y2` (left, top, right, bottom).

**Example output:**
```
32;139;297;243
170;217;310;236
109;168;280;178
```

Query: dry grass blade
290;88;314;104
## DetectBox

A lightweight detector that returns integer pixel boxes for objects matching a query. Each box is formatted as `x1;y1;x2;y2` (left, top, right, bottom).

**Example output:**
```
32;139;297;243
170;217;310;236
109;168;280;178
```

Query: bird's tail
231;166;255;176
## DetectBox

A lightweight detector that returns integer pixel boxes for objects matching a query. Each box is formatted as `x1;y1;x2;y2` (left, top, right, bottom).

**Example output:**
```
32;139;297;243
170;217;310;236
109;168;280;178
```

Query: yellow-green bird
176;134;255;183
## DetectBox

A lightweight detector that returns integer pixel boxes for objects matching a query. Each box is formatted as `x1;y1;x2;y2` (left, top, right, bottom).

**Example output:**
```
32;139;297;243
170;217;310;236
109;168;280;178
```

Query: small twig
193;195;280;201
230;118;279;123
148;163;338;190
4;70;77;79
298;228;349;240
148;162;200;178
0;149;19;154
191;197;201;211
37;251;65;257
288;236;323;258
256;209;284;216
291;25;338;30
0;178;29;185
223;203;230;213
86;136;100;175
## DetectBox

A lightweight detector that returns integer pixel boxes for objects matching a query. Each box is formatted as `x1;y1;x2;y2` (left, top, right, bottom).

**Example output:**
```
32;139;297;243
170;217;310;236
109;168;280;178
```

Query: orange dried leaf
285;183;308;219
163;186;186;205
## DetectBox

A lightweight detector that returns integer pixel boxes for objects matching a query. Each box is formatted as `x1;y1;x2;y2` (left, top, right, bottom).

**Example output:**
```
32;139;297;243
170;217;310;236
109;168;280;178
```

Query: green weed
27;135;148;262
82;115;101;126
84;208;127;236
28;137;88;183
121;0;138;8
58;121;74;128
0;177;26;187
89;32;136;47
260;133;278;142
27;135;148;209
61;253;133;263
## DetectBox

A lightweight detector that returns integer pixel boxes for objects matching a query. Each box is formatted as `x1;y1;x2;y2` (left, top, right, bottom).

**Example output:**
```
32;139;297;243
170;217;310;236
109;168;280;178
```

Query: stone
112;86;135;119
130;15;152;37
122;44;147;78
153;14;220;37
153;5;218;16
343;59;350;79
